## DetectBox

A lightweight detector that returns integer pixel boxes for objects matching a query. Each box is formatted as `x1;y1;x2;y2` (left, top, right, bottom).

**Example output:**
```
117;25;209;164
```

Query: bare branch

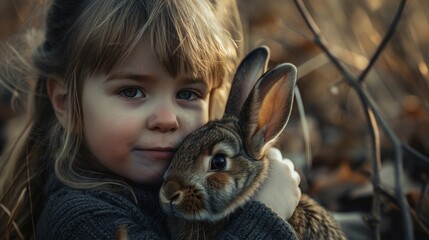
293;0;414;239
377;185;429;236
358;0;407;83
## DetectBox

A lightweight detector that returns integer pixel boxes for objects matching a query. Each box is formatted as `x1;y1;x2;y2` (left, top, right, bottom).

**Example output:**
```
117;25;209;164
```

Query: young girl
0;0;301;239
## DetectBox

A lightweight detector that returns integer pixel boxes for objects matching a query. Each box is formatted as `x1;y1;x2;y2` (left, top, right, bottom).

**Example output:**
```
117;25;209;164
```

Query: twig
293;0;414;239
6;188;26;228
358;0;407;83
116;225;128;240
417;175;428;220
377;185;429;236
368;109;382;239
1;188;26;240
26;150;36;240
403;143;429;165
294;86;312;170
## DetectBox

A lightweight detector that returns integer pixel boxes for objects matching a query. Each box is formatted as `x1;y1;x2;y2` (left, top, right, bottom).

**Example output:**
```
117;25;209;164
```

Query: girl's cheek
84;117;136;153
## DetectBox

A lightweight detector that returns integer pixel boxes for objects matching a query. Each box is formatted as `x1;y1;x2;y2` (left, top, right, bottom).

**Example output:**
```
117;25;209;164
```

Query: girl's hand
252;147;301;220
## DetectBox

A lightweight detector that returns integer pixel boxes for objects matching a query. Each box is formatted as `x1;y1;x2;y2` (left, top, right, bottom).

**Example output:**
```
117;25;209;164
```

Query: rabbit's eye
210;154;227;171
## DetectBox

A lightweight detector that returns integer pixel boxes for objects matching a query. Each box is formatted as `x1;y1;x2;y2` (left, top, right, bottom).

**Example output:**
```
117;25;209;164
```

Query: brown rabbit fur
159;46;346;240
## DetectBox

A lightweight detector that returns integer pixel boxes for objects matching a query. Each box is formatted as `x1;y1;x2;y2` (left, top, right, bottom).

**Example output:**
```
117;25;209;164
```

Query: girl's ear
239;63;297;159
47;77;68;127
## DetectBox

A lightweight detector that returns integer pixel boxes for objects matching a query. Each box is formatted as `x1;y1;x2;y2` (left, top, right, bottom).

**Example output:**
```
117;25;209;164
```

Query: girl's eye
120;88;145;98
177;90;199;100
210;154;227;171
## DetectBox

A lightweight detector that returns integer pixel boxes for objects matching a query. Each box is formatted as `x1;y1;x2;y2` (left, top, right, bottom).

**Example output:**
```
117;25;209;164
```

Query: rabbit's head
159;46;297;222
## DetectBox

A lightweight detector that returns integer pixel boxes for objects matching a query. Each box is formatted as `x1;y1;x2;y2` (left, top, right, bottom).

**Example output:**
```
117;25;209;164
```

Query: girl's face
81;40;212;184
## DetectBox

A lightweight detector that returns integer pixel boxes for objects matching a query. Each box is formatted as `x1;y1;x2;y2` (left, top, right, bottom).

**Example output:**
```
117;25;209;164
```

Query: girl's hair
0;0;243;237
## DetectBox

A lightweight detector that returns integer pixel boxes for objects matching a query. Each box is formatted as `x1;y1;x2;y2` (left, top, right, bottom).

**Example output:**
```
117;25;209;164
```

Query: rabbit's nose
162;180;184;204
169;191;183;204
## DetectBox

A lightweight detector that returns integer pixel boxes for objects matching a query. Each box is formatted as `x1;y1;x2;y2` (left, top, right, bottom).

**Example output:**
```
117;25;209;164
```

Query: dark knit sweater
36;177;297;239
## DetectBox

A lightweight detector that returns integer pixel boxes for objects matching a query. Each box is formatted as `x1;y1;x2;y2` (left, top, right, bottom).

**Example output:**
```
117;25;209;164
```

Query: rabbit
159;46;347;240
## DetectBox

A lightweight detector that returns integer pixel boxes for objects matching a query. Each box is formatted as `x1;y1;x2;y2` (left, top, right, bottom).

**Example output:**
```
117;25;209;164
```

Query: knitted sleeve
218;200;298;240
36;187;169;240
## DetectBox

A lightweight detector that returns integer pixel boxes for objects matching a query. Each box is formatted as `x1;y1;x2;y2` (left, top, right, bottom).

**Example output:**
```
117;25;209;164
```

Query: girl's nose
147;108;179;132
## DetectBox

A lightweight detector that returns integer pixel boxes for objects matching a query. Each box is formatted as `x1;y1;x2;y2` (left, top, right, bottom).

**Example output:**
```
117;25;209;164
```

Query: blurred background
0;0;428;239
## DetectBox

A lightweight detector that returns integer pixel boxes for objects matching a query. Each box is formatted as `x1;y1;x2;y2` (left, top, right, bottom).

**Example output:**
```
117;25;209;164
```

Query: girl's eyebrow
180;77;207;84
105;71;150;82
179;77;211;90
106;71;208;84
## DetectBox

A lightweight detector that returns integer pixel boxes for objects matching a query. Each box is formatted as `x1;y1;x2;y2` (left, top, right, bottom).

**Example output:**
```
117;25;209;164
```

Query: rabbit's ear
224;46;270;117
240;63;297;159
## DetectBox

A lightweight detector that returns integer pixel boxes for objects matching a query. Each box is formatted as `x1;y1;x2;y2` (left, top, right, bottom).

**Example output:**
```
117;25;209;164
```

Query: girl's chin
131;164;169;185
133;175;164;186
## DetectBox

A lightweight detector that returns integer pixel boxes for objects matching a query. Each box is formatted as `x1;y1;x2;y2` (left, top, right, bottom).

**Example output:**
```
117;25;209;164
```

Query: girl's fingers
267;147;283;161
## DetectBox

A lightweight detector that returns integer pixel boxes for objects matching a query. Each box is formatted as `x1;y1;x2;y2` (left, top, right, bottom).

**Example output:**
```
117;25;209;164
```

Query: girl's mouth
134;148;176;160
